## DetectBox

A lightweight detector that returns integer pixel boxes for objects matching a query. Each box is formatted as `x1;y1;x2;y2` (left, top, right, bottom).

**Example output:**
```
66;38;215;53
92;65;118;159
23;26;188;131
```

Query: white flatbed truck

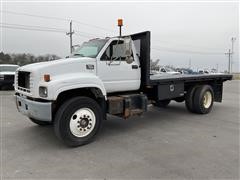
15;31;232;146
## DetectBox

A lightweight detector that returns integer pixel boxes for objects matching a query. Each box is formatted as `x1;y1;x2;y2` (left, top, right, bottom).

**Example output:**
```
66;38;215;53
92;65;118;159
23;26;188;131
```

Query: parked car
176;68;194;75
0;64;19;89
198;69;210;74
158;66;180;75
209;69;223;74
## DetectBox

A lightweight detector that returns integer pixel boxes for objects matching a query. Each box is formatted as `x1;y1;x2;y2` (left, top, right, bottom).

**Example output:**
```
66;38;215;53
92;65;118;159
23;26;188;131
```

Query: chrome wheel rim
69;108;96;137
203;91;212;109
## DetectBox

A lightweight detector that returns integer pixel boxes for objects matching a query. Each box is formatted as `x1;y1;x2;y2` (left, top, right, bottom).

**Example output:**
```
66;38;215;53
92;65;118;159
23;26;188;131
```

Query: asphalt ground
0;80;239;179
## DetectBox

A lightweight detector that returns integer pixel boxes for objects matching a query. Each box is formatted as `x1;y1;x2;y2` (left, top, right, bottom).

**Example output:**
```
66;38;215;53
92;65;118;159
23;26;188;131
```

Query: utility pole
231;37;236;72
225;49;231;74
66;20;74;54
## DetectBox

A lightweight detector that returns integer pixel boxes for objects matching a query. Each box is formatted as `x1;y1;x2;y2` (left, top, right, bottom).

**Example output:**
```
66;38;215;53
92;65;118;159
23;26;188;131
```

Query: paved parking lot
0;81;239;179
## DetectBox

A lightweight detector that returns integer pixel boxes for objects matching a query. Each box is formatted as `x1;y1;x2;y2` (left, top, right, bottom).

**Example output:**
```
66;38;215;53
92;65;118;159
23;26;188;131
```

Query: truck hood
18;57;96;73
15;57;98;99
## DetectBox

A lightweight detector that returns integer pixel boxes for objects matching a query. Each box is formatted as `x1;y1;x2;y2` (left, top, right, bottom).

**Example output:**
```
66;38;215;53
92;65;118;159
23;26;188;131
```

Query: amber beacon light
118;19;123;26
118;19;123;37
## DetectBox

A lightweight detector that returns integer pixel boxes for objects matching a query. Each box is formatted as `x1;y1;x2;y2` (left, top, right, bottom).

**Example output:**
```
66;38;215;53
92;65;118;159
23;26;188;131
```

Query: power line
1;10;69;22
1;24;226;55
1;10;114;32
73;20;114;32
1;10;229;57
0;25;66;33
2;23;224;55
1;22;67;32
74;30;103;37
0;24;93;39
0;22;99;38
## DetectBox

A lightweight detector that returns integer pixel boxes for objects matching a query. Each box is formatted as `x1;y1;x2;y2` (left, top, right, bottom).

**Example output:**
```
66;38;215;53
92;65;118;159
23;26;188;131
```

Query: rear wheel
30;118;52;126
193;85;214;114
54;96;103;147
153;99;171;108
185;86;198;113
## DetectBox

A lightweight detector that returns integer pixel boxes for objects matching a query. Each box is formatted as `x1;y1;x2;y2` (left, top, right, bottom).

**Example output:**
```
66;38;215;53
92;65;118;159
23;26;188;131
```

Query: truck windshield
71;39;107;58
0;66;19;72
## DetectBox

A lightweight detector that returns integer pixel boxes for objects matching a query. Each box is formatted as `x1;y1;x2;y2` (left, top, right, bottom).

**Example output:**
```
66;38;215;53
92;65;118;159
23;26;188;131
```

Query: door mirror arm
108;56;115;65
108;56;121;65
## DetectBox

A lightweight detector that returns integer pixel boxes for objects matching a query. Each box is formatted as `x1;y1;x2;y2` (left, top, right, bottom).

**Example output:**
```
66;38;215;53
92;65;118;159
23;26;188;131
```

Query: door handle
132;65;139;69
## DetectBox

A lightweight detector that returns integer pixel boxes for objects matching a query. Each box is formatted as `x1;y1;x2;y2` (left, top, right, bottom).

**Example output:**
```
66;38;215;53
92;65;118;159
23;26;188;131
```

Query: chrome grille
16;71;32;93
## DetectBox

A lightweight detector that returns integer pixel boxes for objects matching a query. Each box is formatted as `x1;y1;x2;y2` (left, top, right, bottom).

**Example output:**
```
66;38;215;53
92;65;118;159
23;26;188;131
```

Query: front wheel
185;86;198;113
54;96;103;147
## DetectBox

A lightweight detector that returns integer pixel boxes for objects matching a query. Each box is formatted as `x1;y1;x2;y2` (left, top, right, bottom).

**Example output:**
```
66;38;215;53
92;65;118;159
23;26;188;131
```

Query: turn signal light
118;19;123;26
44;74;51;82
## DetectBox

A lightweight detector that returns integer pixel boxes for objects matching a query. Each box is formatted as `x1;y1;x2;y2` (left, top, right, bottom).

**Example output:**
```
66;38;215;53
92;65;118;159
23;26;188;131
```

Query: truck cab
90;37;141;92
15;36;140;99
15;31;232;147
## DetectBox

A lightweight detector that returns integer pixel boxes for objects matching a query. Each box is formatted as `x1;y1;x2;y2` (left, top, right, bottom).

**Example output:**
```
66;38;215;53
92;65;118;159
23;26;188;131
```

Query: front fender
41;73;106;100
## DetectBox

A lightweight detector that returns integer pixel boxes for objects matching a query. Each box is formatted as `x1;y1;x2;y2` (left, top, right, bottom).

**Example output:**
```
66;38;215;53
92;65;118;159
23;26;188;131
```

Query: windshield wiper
73;53;85;57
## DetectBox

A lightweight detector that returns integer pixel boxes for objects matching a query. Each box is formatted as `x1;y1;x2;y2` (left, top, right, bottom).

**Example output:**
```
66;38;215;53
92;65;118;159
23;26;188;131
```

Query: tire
153;99;171;108
193;85;214;114
30;118;52;126
54;96;103;147
185;86;198;113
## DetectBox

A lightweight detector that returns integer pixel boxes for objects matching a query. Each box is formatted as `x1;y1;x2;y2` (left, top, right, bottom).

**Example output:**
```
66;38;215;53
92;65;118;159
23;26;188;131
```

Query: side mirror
126;56;134;64
124;37;132;57
124;37;133;64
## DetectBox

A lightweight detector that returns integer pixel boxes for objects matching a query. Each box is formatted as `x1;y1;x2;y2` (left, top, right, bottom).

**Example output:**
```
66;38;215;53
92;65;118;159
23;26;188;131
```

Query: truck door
97;38;141;93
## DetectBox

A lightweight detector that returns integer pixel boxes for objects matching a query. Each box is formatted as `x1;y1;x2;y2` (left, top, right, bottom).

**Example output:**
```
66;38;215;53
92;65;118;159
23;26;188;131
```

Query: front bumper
15;95;52;121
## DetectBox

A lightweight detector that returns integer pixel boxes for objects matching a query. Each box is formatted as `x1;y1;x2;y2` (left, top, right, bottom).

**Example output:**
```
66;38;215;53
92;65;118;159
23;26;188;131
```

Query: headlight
39;86;48;97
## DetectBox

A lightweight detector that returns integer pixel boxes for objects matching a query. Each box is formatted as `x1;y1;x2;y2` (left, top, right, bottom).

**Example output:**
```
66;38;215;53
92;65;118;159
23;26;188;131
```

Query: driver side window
101;40;126;61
